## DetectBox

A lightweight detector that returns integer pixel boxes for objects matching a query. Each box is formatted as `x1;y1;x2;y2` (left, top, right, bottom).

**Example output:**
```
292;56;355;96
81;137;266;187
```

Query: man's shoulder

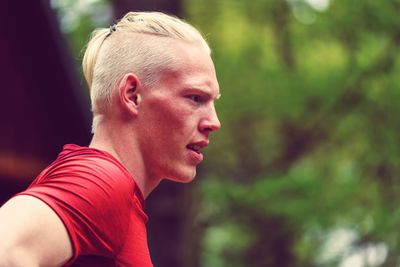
25;144;136;206
41;144;134;187
57;144;126;172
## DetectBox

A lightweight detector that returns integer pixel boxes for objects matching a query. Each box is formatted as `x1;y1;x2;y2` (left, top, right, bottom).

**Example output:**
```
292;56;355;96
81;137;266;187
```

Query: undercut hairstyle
82;12;211;133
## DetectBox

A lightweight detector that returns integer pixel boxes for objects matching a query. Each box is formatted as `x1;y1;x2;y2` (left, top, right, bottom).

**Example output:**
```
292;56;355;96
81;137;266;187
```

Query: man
0;11;220;266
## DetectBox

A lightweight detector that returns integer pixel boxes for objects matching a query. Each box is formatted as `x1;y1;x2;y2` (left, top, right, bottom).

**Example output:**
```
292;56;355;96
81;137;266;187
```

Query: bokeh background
1;0;400;266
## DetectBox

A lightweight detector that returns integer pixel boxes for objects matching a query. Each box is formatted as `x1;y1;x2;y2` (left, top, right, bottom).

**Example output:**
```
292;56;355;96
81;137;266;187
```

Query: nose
199;104;221;134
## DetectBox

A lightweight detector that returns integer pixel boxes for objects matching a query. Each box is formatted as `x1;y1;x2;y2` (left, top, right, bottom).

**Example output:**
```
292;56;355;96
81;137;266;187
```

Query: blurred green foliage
187;0;400;266
54;0;400;266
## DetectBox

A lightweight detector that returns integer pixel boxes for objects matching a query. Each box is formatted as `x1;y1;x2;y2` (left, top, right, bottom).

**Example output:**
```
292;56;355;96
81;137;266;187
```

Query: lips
186;140;209;153
186;140;209;163
187;144;201;154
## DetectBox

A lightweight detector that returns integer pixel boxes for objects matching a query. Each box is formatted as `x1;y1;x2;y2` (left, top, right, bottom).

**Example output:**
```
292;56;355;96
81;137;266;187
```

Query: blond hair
82;12;210;133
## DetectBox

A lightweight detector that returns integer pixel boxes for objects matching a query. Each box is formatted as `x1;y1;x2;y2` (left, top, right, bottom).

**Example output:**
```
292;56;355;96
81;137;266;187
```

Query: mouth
186;144;201;154
186;140;209;155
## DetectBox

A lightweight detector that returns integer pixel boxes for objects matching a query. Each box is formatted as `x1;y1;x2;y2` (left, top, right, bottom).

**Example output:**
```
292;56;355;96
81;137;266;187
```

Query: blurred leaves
190;0;400;266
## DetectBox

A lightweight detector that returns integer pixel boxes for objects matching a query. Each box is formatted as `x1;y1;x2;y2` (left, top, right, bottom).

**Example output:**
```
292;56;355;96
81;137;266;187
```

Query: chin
166;168;197;183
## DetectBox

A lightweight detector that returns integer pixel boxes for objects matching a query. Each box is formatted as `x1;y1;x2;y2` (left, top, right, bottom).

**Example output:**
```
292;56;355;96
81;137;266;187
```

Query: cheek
149;99;191;134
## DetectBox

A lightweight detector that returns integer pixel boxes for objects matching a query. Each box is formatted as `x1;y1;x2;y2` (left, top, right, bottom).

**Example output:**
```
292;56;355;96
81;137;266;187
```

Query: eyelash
187;95;203;103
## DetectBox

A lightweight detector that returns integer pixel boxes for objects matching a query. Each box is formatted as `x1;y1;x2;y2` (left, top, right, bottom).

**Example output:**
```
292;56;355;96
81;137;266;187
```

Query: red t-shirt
18;144;153;266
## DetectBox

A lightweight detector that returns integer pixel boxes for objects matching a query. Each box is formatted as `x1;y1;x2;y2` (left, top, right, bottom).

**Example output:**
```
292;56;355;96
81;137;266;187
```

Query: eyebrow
185;86;221;100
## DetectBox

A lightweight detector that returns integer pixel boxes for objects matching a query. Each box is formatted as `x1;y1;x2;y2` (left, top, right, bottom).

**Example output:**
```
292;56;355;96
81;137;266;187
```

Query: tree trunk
271;0;295;70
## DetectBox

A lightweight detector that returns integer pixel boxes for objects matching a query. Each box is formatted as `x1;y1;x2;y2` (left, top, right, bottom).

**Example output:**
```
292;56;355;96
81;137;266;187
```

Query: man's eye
187;95;202;103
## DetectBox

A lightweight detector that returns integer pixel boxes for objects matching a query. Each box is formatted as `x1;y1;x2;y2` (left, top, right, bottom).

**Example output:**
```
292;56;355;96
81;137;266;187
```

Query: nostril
202;123;220;133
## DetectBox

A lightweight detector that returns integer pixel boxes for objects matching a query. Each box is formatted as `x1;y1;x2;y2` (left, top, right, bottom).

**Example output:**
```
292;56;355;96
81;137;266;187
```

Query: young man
0;11;220;266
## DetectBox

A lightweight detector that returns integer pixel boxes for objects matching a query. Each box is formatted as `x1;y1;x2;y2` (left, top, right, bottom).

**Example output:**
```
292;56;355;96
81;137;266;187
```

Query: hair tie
106;24;117;38
110;24;117;33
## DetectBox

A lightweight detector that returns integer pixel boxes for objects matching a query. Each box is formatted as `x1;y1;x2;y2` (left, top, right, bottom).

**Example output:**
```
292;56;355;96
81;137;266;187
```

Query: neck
89;119;161;198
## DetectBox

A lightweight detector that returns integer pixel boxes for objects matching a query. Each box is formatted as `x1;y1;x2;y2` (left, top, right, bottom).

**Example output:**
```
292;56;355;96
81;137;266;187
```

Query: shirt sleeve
17;156;134;263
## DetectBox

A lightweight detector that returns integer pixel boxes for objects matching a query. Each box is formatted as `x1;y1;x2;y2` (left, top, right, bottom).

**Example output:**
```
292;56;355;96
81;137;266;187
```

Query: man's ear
118;73;142;116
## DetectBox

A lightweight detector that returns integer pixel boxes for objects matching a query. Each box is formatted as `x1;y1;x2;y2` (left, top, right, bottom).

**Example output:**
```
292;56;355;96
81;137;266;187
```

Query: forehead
163;41;220;96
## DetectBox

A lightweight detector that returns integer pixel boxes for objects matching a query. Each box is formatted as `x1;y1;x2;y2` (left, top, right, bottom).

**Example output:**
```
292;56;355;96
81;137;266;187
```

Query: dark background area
0;1;91;204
